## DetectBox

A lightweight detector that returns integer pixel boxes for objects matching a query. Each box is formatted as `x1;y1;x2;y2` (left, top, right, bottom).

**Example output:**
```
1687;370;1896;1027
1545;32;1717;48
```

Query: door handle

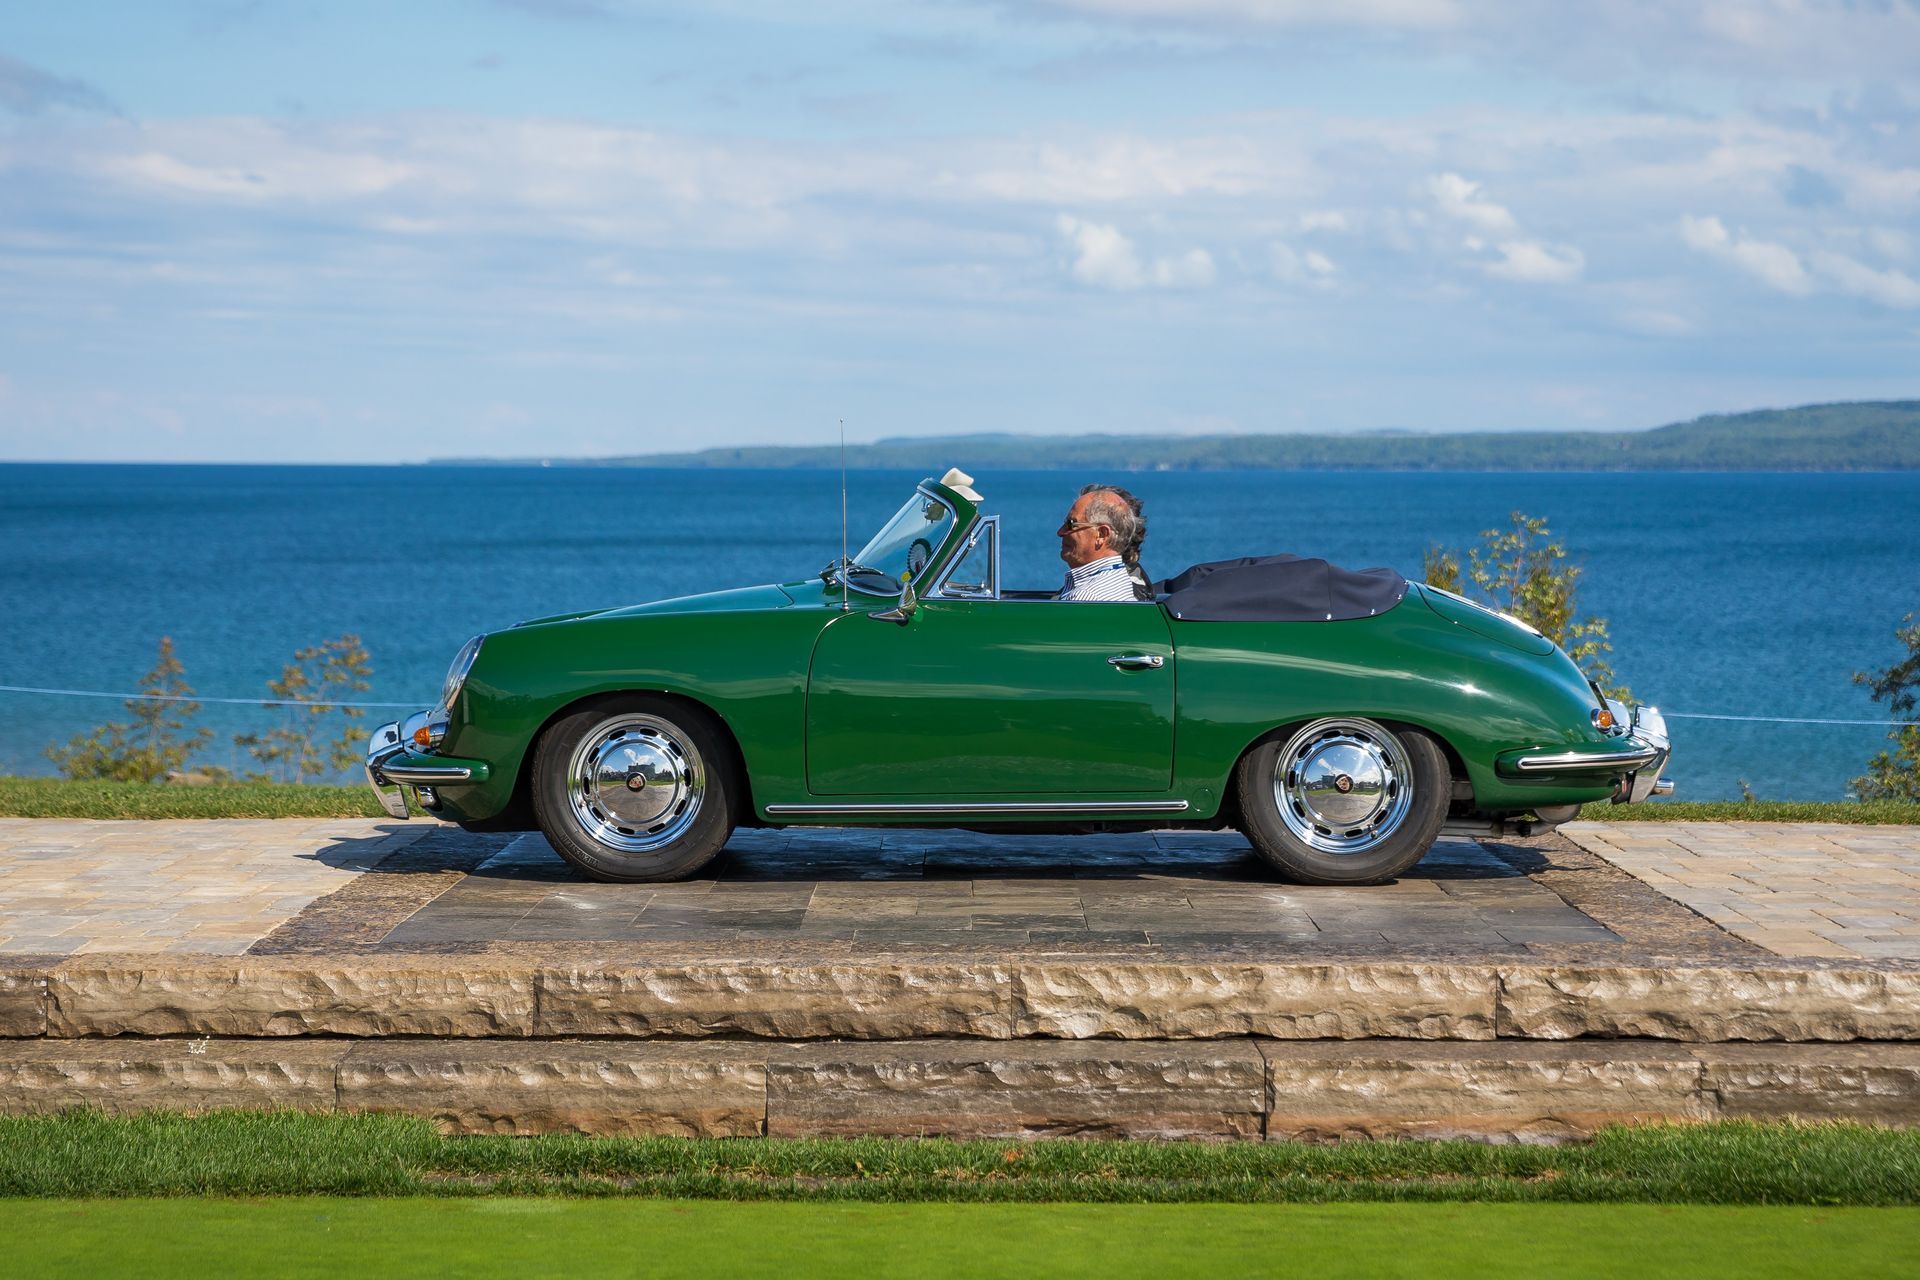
1107;654;1164;670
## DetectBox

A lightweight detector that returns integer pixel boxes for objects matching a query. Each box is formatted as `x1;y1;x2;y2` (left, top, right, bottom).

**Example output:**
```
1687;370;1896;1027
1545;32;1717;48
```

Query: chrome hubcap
566;715;704;853
1272;717;1413;855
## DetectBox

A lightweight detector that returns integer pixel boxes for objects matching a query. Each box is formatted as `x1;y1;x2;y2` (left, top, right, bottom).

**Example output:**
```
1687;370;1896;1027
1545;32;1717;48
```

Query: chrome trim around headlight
440;634;485;713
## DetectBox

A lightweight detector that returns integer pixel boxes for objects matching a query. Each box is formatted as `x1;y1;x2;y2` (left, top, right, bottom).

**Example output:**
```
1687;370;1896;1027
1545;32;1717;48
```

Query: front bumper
365;717;492;820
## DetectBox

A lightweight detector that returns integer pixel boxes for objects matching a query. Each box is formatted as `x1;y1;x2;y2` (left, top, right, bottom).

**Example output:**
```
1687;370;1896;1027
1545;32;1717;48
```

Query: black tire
1234;717;1449;885
530;695;737;882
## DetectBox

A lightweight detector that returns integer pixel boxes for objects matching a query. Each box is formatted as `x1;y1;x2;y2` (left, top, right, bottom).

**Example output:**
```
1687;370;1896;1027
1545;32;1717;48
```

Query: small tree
46;636;213;782
1423;512;1628;700
234;635;374;783
1851;612;1920;802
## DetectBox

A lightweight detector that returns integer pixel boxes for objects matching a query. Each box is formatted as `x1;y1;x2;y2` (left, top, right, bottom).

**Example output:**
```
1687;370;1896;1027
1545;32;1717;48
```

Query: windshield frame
833;481;979;599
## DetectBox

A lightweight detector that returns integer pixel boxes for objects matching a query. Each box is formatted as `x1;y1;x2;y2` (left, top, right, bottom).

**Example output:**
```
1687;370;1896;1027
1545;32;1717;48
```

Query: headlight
439;634;485;713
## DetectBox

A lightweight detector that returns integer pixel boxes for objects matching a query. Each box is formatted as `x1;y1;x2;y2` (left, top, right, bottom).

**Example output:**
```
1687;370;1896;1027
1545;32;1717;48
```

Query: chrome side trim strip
379;763;475;783
1512;746;1660;773
764;800;1191;816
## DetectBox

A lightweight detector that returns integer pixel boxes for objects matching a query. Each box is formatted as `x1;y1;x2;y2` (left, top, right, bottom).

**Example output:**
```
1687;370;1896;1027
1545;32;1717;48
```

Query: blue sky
1;1;1917;461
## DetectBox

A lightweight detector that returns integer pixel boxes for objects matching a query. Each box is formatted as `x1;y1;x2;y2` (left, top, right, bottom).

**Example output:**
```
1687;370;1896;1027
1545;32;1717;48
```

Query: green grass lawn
5;1112;1920;1205
7;1199;1916;1279
1;776;1914;823
0;776;419;819
1576;798;1918;823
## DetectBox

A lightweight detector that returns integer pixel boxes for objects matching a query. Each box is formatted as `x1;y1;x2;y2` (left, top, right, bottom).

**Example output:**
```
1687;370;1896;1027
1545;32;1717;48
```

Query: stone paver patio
0;818;434;955
1561;821;1920;960
1;816;1916;961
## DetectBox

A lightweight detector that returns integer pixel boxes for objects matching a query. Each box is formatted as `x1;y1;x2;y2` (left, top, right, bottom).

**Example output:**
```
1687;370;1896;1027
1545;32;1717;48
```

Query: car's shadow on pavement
336;826;1621;955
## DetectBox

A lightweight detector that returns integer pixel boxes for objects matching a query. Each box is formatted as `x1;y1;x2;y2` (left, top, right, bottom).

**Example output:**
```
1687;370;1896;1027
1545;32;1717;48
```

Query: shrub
234;635;375;783
1423;512;1627;699
1851;612;1920;802
44;637;213;783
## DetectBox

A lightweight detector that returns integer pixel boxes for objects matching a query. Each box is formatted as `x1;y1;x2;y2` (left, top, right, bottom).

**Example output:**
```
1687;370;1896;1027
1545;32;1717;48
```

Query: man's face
1057;493;1113;569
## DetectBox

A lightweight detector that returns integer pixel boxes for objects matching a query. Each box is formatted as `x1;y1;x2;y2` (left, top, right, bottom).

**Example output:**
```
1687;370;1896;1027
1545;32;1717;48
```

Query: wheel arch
510;688;759;829
1222;715;1474;816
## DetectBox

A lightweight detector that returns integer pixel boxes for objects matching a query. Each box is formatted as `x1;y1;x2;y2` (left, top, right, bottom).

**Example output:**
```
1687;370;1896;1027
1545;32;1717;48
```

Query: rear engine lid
1418;585;1556;655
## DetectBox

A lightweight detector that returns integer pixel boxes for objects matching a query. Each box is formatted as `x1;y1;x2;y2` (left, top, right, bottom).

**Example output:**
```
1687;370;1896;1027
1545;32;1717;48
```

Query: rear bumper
1611;704;1675;804
365;719;493;820
1493;704;1675;804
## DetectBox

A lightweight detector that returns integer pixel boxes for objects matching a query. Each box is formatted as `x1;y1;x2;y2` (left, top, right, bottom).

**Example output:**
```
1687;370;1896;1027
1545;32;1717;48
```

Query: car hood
589;583;799;620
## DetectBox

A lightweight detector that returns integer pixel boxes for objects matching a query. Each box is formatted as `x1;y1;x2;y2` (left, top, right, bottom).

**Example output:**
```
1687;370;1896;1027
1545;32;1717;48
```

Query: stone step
2;1037;1916;1141
4;957;1918;1043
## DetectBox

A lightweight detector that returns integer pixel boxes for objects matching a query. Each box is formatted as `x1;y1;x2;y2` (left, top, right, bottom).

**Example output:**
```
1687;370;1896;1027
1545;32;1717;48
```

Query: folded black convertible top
1152;555;1409;622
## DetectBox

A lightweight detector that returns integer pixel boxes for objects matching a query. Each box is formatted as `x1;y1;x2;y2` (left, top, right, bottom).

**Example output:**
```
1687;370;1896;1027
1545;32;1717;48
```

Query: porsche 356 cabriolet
367;469;1672;885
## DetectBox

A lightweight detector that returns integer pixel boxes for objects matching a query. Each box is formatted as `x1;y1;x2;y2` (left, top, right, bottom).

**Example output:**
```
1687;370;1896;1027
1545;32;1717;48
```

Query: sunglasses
1058;519;1109;534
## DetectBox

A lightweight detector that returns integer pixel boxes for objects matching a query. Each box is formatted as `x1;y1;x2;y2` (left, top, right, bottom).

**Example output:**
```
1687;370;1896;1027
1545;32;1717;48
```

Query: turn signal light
412;725;433;748
1591;708;1615;731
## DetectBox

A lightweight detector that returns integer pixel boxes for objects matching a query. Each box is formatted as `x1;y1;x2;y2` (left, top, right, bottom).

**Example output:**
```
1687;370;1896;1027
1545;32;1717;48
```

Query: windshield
840;490;955;594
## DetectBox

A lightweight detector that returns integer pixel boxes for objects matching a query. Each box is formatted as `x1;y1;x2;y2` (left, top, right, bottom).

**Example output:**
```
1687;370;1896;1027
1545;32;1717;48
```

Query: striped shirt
1056;554;1142;602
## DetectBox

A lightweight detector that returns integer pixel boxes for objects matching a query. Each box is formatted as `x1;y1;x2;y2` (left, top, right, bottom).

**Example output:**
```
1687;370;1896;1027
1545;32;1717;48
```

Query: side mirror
871;574;918;625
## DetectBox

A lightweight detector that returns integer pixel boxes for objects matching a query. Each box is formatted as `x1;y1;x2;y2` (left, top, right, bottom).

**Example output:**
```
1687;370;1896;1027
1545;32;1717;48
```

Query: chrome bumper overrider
365;721;412;820
1612;704;1675;804
365;715;485;820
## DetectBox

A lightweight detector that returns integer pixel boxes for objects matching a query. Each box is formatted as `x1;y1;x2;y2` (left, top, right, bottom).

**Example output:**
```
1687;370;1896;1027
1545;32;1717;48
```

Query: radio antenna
839;418;850;613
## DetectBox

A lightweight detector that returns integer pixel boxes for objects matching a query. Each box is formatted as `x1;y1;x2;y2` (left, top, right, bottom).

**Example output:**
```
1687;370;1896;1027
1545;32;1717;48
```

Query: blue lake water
1;463;1915;800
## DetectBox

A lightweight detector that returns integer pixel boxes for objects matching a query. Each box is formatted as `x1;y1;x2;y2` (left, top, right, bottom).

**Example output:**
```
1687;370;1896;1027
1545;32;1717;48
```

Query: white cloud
1868;228;1912;265
98;127;413;203
1619;308;1695;337
1427;172;1518;235
1680;214;1814;295
1055;214;1214;290
1298;210;1349;233
1680;216;1920;309
1153;246;1217;287
1426;172;1579;284
1485;239;1583;284
1812;250;1920;309
969;135;1270;204
1271;241;1339;284
1056;214;1147;288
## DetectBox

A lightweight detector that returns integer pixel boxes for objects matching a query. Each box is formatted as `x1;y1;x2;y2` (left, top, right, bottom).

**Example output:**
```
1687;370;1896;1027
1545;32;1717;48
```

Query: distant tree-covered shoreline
434;399;1920;471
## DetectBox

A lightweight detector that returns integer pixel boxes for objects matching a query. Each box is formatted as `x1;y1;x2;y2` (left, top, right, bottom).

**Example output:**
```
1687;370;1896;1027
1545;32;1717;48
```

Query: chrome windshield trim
1512;745;1661;773
836;483;972;599
764;800;1190;816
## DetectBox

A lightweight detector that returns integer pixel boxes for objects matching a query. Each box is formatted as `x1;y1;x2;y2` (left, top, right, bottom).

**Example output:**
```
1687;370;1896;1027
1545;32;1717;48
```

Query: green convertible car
366;469;1672;884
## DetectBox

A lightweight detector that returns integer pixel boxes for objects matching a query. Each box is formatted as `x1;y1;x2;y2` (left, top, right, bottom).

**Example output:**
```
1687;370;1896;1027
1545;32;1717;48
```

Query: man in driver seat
1055;484;1150;601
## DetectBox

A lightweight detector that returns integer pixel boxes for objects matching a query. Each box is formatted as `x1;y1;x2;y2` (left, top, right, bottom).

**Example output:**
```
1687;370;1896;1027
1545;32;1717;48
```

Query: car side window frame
931;515;999;601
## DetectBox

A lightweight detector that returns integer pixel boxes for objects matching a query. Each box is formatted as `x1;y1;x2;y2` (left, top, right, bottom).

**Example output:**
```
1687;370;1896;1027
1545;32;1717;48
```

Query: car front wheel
531;696;736;882
1235;717;1449;885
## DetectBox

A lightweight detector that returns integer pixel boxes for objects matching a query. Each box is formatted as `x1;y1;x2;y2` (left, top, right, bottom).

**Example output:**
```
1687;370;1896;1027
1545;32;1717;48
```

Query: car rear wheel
1235;717;1449;885
531;696;736;882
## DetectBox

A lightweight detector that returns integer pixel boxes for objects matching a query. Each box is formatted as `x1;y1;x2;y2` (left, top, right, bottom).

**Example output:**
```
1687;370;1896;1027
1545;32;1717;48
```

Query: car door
805;597;1176;795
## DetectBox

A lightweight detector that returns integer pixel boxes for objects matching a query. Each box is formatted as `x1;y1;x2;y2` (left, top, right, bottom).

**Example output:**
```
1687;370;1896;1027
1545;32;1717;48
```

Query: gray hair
1078;483;1145;568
